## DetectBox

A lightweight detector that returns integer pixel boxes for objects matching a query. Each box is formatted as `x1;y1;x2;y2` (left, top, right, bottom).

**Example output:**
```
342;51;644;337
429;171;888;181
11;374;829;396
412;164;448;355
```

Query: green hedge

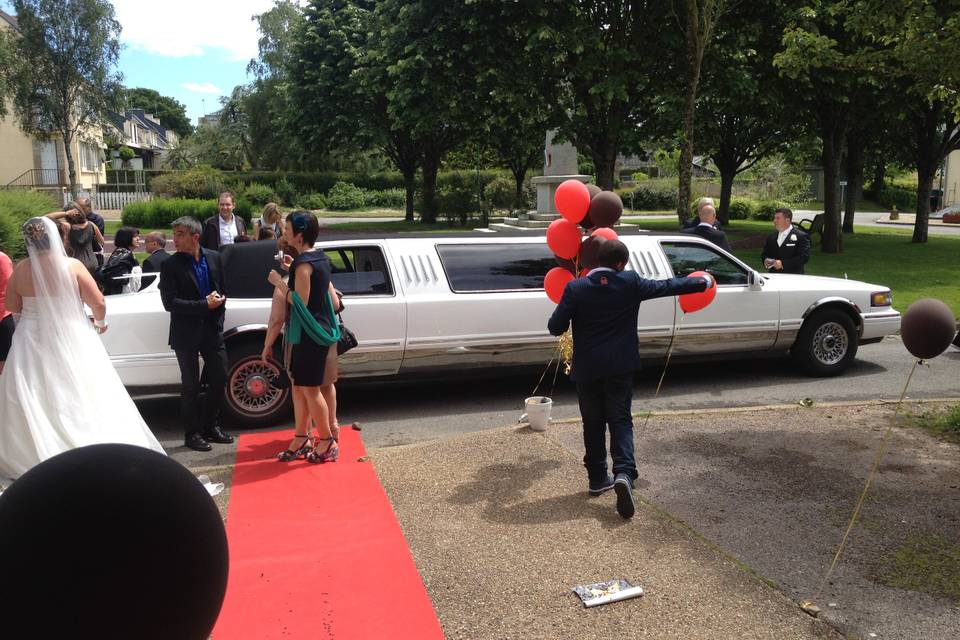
621;184;676;211
122;198;254;229
0;190;56;259
727;198;755;220
864;183;916;211
752;200;790;221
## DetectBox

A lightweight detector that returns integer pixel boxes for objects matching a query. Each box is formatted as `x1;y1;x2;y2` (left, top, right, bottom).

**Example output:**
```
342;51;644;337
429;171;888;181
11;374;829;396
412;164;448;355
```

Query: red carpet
213;427;445;639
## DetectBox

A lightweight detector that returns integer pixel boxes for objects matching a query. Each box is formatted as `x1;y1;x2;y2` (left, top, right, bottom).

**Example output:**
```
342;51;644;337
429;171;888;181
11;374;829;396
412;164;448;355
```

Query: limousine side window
323;246;394;296
437;244;556;292
660;242;748;286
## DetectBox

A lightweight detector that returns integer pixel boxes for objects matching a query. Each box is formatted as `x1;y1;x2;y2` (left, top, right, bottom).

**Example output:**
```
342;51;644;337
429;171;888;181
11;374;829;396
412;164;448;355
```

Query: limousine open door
317;241;406;377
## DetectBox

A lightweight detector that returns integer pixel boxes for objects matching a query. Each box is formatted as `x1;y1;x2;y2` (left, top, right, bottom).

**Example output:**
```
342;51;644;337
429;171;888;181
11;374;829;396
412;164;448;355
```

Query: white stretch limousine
100;232;901;427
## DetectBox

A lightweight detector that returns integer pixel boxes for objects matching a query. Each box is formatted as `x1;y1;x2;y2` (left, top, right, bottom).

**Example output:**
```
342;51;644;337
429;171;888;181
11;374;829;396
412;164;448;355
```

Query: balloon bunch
543;180;625;304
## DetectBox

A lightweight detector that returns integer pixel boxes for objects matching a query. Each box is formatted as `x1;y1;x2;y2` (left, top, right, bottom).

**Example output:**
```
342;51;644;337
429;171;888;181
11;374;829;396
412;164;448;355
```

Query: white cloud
182;82;224;95
111;0;280;61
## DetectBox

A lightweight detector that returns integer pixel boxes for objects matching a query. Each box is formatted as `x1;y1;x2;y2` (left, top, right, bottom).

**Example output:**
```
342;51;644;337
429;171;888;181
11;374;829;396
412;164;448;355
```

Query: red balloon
591;227;618;242
554;180;590;224
544;267;574;304
579;268;590;278
679;270;716;314
546;218;582;259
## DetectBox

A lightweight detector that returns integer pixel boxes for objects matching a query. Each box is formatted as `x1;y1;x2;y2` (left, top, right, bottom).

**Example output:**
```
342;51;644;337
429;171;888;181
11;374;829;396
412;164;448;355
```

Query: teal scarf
287;291;341;346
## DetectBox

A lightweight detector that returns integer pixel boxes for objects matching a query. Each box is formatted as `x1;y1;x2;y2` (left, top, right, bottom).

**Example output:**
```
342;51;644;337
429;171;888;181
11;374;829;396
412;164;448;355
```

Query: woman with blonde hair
254;202;284;240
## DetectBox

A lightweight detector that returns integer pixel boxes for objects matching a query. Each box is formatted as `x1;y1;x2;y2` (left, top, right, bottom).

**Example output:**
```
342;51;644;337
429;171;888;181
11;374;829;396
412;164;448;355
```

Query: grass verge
874;532;960;602
905;404;960;443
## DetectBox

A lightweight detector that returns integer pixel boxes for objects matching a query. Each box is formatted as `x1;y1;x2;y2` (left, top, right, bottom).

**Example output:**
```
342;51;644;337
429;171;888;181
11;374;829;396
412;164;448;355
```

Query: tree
775;1;879;253
698;0;795;225
219;85;253;169
549;1;680;190
162;121;245;170
675;0;730;222
8;0;122;197
123;87;193;139
846;0;960;243
0;28;13;118
248;0;302;81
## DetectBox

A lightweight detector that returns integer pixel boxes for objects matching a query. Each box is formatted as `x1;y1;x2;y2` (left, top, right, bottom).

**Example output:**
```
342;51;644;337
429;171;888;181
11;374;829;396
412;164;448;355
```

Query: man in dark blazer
682;204;731;252
160;216;234;452
140;231;170;288
548;240;712;519
760;207;810;274
200;191;248;251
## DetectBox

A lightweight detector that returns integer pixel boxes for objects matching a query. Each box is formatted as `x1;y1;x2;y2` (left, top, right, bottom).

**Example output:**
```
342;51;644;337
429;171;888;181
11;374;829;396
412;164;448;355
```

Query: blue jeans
575;374;637;482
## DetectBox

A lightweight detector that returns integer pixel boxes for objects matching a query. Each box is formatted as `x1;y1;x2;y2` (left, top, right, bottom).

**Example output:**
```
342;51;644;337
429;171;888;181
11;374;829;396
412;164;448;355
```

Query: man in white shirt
760;207;810;274
201;192;248;250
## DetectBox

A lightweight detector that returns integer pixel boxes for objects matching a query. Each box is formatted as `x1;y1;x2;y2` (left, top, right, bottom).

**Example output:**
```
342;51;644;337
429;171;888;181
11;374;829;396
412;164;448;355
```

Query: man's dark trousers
175;344;227;436
576;373;636;482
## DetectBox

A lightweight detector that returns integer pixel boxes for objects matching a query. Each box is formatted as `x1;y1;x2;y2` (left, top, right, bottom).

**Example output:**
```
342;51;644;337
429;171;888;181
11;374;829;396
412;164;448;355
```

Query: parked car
98;232;901;428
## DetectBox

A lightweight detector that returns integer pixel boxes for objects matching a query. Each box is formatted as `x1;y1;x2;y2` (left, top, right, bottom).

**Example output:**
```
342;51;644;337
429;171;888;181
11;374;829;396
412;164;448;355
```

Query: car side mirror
748;270;763;290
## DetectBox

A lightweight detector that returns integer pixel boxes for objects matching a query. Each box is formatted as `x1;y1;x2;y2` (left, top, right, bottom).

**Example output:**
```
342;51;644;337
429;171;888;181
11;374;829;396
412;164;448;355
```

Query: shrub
122;198;253;228
275;177;298;206
364;188;406;209
631;171;650;181
325;181;367;210
864;183;916;211
432;171;483;220
243;182;279;205
296;192;327;210
151;166;226;200
727;199;755;220
627;185;676;211
0;190;56;259
752;200;790;221
484;176;520;210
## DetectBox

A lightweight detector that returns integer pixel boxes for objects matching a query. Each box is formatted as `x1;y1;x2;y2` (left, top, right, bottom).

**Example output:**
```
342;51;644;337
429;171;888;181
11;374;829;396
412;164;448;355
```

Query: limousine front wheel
792;309;859;377
224;343;292;429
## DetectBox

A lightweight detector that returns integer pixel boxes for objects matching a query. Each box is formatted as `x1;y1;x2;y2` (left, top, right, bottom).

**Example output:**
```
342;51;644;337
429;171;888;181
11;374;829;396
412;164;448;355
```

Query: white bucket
523;396;553;432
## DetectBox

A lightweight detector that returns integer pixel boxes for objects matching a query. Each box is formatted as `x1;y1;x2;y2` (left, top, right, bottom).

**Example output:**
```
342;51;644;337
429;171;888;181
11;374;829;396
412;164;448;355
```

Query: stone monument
530;130;591;216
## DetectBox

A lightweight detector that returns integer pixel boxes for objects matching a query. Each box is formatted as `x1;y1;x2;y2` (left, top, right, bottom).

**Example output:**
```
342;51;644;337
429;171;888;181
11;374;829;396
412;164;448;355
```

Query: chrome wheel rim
229;358;287;417
812;322;848;365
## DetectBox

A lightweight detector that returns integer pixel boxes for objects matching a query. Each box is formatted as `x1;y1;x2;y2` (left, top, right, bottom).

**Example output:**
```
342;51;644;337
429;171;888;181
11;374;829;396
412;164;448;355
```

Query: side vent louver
400;254;439;287
629;251;664;279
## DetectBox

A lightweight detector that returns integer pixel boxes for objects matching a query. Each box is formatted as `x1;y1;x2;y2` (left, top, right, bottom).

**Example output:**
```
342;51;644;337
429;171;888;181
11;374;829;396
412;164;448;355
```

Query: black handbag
336;313;358;355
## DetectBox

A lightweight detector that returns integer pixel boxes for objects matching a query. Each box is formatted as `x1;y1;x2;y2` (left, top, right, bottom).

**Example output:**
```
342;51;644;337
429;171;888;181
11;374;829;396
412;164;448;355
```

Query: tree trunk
592;143;617;190
403;168;416;222
677;90;697;224
511;165;527;210
913;159;934;244
821;130;843;253
62;133;78;199
843;137;865;233
420;152;441;224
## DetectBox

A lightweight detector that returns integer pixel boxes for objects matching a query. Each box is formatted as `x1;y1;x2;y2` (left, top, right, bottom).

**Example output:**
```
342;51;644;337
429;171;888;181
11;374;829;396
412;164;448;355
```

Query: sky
1;0;282;125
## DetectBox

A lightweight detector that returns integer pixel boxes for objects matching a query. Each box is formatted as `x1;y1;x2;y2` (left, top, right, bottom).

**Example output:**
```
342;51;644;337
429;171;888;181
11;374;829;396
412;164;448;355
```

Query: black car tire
791;309;859;377
222;340;292;429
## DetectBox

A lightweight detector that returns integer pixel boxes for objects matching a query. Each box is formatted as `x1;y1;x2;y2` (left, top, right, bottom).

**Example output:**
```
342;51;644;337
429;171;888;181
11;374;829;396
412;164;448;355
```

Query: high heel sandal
306;437;339;464
277;434;313;462
331;423;340;442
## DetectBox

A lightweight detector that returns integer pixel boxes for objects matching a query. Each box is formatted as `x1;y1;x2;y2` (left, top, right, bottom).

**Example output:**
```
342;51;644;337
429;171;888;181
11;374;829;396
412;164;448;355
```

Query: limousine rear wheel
792;309;858;377
224;342;292;429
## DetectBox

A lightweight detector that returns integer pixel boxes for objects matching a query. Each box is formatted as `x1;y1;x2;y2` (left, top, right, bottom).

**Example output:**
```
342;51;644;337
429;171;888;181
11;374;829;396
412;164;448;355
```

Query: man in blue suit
548;240;712;519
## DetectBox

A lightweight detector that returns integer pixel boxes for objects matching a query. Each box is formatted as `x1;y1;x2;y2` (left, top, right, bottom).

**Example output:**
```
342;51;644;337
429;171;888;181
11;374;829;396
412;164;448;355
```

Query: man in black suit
682;204;731;252
760;207;810;274
200;191;248;250
682;197;721;230
159;216;234;452
140;231;170;288
548;240;712;519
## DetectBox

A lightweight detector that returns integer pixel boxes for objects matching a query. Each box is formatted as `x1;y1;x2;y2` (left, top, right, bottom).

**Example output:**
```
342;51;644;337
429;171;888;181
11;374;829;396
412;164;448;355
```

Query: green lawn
793;199;894;213
626;217;960;316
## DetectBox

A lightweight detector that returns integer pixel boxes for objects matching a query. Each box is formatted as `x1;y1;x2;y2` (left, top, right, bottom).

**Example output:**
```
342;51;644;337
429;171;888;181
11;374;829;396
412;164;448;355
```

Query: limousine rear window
436;244;555;292
324;246;394;296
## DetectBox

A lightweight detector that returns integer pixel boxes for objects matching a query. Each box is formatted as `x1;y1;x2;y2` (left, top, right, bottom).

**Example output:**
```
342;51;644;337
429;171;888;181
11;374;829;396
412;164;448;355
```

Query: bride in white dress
0;216;165;482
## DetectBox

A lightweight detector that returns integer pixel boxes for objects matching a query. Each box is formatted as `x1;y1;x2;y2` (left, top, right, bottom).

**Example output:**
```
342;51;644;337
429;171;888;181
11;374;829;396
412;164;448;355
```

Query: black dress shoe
203;425;234;444
185;432;212;452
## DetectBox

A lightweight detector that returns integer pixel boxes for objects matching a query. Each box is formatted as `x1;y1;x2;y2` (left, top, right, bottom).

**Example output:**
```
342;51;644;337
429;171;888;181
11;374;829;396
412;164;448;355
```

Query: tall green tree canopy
123;87;193;140
9;0;123;196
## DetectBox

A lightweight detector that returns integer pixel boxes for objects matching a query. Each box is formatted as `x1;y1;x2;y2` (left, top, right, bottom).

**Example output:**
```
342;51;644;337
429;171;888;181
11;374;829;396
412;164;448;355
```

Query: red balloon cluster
545;181;625;303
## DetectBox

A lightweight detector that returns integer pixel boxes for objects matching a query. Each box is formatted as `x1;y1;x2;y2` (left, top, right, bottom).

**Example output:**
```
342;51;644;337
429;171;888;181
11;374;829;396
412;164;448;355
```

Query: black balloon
588;191;623;228
580;184;602;229
554;255;577;274
900;298;957;360
579;235;607;270
0;445;229;640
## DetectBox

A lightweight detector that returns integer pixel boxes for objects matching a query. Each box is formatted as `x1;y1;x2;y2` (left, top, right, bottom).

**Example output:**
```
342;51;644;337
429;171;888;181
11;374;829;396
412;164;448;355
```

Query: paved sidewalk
373;425;842;640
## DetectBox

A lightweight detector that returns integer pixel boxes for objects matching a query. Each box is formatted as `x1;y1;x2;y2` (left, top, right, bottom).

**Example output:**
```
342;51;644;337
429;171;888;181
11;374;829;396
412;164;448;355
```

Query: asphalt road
141;336;960;457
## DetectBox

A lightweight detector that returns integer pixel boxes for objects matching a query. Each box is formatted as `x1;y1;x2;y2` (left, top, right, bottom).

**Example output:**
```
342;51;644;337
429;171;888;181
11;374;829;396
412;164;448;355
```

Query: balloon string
531;342;561;399
811;359;919;603
640;313;686;432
